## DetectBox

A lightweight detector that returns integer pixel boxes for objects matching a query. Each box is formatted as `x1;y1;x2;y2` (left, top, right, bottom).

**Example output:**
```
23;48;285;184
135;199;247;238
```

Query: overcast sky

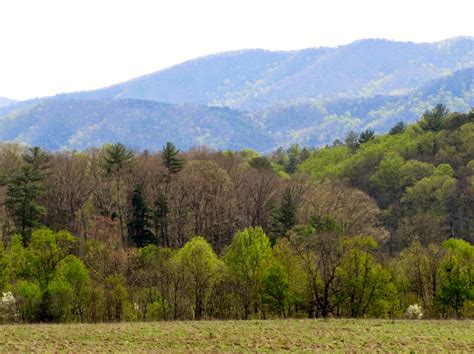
0;0;473;100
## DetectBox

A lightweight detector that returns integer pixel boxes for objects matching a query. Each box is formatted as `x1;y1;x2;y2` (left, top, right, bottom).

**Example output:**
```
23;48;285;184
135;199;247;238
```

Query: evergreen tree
285;144;302;174
127;185;155;248
103;143;134;248
389;121;407;135
272;187;297;238
249;156;272;171
420;104;449;132
161;142;184;186
5;147;50;244
358;129;375;144
103;143;134;173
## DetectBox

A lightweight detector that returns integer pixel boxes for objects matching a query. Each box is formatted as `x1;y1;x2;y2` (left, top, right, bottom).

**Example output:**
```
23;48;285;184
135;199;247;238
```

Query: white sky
0;0;473;100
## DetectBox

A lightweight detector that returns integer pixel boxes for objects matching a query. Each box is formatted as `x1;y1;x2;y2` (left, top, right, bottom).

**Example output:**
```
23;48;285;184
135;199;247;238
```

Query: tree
358;129;375;144
291;226;344;318
45;255;90;322
103;143;134;248
344;130;360;152
103;143;134;173
272;187;297;239
389;121;407;135
224;227;273;319
285;144;302;174
337;237;392;317
397;241;443;317
161;142;184;187
249;156;272;171
5;147;50;244
419;104;450;132
153;192;170;247
176;237;221;319
127;185;155;248
436;238;473;317
262;261;289;317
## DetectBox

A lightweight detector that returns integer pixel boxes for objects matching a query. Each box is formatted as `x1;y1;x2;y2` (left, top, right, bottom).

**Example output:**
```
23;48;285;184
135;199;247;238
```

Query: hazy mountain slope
0;99;273;151
0;97;16;108
258;67;474;147
65;37;474;109
1;67;471;152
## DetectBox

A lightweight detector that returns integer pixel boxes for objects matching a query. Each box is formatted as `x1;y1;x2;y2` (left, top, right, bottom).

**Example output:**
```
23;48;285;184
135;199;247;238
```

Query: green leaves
437;239;474;317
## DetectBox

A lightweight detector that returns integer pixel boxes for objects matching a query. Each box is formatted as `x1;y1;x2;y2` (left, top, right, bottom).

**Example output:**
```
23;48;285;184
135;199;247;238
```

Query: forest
0;105;472;323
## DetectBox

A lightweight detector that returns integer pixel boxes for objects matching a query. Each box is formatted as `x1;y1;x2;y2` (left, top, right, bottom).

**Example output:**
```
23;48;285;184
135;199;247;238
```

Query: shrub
405;304;423;319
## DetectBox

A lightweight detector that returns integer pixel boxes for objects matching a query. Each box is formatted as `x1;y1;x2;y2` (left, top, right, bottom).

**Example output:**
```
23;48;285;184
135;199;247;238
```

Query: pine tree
127;185;155;248
161;142;184;187
420;104;450;132
272;187;297;239
103;143;134;248
103;143;134;173
358;129;375;144
5;147;50;244
389;121;407;135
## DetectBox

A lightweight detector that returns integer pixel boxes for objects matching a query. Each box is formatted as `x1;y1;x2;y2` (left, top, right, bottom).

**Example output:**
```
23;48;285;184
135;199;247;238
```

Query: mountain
1;66;472;151
65;37;474;110
0;99;272;151
257;67;474;147
0;97;16;108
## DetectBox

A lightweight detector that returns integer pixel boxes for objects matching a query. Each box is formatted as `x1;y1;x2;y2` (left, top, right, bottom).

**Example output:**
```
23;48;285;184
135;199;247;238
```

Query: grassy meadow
0;319;473;352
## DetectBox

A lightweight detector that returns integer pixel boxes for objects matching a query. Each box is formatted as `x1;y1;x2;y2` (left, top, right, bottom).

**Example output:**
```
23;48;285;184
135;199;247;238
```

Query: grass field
0;319;473;352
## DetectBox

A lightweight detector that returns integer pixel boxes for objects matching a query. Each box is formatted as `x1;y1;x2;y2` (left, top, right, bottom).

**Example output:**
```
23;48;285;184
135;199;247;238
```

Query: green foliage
5;146;50;243
14;280;42;322
437;239;474;317
298;146;350;179
224;227;273;319
162;142;184;182
176;236;221;319
344;130;360;152
419;104;450;132
103;143;134;174
262;262;289;317
337;237;393;317
128;185;155;247
359;129;375;144
272;187;298;239
389;121;407;135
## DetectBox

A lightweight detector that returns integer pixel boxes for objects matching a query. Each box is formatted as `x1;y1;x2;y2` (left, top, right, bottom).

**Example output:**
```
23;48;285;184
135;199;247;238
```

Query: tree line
0;105;472;322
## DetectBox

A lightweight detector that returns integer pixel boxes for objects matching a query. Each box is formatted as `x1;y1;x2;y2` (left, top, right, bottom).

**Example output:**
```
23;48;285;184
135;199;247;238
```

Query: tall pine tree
5;147;50;244
271;187;297;240
127;185;155;248
161;142;184;188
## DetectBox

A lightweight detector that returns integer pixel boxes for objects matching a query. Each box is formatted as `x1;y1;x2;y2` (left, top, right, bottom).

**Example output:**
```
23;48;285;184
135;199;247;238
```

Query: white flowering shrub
0;291;18;322
405;303;423;319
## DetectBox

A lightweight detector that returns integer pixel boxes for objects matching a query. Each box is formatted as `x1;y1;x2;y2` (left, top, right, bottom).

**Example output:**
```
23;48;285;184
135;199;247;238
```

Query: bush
405;304;423;319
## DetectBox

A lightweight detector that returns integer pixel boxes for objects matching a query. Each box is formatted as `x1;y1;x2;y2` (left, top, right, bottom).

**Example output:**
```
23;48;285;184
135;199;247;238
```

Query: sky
0;0;473;100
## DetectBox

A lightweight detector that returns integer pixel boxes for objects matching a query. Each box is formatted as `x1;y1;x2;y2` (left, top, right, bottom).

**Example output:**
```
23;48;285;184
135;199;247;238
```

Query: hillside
65;37;474;110
258;67;474;147
0;97;16;108
1;67;472;151
0;99;272;151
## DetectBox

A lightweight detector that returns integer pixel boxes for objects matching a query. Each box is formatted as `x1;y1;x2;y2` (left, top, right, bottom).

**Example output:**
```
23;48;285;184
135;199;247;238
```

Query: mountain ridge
1;66;472;152
56;37;473;110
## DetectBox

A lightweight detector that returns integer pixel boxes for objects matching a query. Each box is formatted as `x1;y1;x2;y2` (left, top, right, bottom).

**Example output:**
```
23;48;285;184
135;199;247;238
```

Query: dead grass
0;319;473;352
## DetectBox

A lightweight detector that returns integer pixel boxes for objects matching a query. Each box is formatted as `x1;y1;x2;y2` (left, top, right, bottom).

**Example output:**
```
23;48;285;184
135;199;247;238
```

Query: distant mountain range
1;37;473;151
0;97;16;108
